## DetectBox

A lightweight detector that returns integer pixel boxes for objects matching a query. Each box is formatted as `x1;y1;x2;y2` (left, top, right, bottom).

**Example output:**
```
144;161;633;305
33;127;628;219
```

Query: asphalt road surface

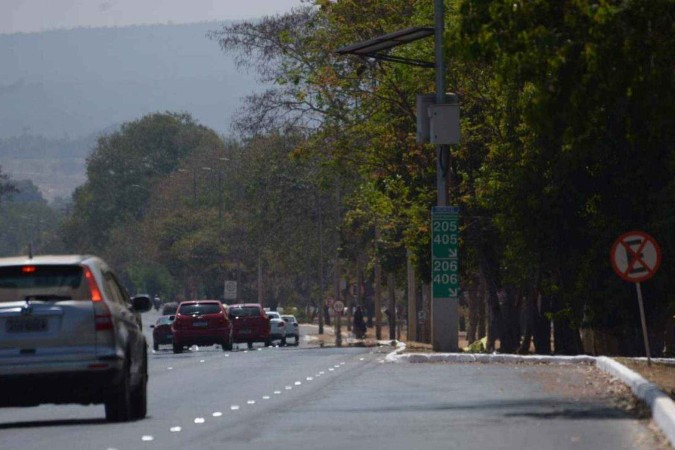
0;310;668;450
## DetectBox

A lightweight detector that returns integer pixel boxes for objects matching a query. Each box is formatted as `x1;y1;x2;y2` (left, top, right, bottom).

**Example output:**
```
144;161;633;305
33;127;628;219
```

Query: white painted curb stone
596;356;675;446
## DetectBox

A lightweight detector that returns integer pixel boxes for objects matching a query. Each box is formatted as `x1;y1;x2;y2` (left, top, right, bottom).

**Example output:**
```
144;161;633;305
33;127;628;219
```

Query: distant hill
0;22;260;200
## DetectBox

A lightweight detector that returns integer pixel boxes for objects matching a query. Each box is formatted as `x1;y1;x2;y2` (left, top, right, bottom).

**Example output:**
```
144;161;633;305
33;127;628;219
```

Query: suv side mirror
131;295;152;312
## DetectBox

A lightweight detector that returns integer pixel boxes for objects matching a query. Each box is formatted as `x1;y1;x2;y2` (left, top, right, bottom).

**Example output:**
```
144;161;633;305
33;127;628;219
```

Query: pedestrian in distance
353;305;366;339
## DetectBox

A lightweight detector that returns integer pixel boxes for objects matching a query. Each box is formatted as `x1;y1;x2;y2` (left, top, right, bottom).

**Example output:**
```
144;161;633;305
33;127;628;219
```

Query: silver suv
0;255;152;422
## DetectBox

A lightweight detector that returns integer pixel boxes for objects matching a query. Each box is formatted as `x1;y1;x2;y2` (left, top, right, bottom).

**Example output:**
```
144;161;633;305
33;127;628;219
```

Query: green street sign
432;207;459;298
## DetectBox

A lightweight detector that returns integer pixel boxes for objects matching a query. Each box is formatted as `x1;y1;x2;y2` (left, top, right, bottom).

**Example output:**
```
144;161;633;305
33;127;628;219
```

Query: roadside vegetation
1;0;673;358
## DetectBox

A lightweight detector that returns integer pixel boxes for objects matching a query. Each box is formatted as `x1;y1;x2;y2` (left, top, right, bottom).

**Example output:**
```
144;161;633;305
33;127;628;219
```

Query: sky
1;0;304;34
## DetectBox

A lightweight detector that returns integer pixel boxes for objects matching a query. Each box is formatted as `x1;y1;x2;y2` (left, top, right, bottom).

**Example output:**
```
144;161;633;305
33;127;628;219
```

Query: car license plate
6;317;48;333
193;321;208;327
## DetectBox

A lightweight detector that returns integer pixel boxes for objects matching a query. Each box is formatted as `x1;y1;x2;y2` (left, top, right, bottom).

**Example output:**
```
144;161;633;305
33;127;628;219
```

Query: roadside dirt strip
385;343;675;447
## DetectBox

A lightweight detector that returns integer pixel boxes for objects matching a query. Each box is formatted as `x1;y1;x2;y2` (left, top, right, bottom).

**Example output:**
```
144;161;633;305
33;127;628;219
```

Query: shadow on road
0;417;107;430
336;398;631;420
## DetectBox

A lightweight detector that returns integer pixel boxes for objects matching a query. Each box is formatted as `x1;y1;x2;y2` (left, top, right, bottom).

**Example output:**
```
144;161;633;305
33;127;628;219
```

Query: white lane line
262;395;271;400
212;412;223;417
274;390;282;395
141;435;154;442
200;360;205;363
319;371;325;375
294;381;302;386
306;377;314;381
231;405;240;410
359;358;364;361
167;367;173;370
285;386;292;390
194;417;205;424
170;426;182;432
329;368;334;371
247;400;256;405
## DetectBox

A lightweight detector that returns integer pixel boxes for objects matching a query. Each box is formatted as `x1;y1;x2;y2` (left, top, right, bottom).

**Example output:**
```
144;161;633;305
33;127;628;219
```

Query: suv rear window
0;265;89;303
229;306;261;317
178;303;221;315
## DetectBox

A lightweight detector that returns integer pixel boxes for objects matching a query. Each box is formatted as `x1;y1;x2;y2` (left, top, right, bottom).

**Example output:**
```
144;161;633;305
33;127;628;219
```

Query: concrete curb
596;356;675;446
387;346;675;447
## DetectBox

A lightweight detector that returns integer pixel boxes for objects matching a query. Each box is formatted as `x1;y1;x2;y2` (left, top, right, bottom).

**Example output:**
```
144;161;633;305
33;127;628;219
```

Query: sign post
431;206;459;351
333;300;344;347
223;281;237;302
610;231;661;366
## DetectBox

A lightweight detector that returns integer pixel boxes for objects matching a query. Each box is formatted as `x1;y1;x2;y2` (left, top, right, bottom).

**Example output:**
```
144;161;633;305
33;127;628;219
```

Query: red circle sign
610;231;661;283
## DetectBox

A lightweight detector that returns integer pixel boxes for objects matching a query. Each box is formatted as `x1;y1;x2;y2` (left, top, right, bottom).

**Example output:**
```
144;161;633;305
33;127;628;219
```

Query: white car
265;311;286;346
281;315;300;346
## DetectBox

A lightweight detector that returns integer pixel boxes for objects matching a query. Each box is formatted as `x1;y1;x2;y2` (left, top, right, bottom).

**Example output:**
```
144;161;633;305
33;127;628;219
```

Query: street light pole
432;0;458;352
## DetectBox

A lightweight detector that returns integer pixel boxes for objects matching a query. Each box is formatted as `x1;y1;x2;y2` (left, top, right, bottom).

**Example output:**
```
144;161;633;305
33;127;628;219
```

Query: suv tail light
84;266;113;331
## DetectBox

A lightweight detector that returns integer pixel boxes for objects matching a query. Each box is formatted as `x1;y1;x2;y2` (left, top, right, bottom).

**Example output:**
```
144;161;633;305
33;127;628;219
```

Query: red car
171;300;232;353
151;315;175;351
227;303;270;349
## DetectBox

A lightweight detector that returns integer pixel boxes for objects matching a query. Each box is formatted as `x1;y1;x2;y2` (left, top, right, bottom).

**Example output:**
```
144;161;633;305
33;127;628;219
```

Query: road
0;310;668;450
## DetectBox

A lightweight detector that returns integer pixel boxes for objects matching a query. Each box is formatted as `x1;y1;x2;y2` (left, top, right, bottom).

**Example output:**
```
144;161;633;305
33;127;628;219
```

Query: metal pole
434;0;448;208
318;207;324;335
635;282;652;366
218;171;223;221
334;181;342;347
431;0;458;352
375;224;382;340
193;171;197;204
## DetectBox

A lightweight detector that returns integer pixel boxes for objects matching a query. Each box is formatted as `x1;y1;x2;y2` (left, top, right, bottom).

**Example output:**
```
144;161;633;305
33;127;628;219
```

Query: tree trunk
407;249;417;343
518;293;534;354
532;293;552;354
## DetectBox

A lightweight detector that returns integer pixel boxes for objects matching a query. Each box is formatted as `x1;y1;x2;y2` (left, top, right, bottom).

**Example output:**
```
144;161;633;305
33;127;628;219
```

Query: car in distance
150;315;174;351
281;314;300;346
227;303;270;349
266;310;287;346
171;300;232;353
162;301;179;315
0;254;152;422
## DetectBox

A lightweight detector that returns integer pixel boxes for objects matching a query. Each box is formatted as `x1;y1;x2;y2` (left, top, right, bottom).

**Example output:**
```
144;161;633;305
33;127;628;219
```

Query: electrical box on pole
416;93;460;144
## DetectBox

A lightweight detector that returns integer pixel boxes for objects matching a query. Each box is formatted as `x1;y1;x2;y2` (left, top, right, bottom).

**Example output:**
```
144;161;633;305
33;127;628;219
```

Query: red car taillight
84;266;112;331
173;317;183;329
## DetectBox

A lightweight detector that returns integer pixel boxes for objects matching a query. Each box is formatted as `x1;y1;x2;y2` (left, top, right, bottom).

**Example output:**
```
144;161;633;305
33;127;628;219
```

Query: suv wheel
247;342;253;350
281;337;287;347
173;341;183;354
153;341;159;351
131;355;148;419
264;340;271;347
222;340;233;351
105;362;132;422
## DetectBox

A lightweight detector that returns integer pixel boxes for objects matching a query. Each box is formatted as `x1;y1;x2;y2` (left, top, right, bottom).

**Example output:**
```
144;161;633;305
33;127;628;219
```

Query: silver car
265;310;287;346
0;255;152;422
281;314;300;346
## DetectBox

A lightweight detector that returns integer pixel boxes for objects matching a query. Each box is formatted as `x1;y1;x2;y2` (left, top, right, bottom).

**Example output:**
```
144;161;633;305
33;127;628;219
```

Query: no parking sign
610;231;661;283
610;230;661;365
